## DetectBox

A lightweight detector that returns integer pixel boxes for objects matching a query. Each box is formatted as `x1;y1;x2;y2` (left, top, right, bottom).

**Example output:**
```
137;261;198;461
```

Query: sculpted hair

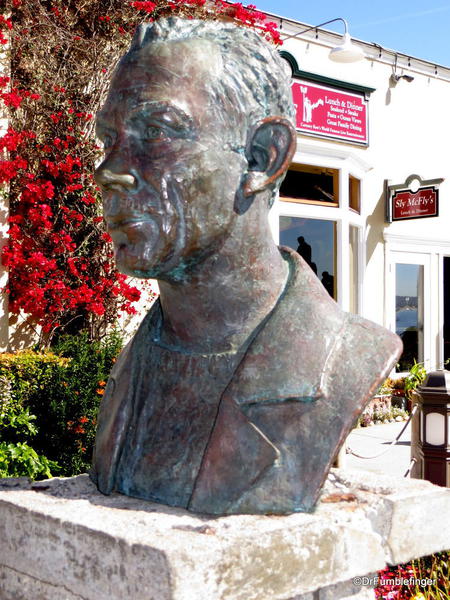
126;17;296;129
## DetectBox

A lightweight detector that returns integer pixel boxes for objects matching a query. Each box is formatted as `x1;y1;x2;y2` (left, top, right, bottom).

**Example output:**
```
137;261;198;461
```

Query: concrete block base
1;469;449;600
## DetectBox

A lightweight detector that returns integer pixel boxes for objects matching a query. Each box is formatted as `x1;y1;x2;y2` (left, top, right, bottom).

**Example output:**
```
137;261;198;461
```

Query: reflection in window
396;263;423;371
279;216;336;299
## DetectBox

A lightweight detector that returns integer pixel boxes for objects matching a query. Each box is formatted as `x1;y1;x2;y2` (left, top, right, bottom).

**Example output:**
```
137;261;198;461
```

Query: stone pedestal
1;469;449;600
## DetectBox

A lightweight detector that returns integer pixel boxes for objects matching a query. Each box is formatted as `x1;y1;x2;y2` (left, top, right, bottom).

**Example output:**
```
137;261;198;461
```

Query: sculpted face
95;39;248;281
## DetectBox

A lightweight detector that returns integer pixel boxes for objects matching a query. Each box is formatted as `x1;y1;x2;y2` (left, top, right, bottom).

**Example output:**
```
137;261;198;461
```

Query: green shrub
0;442;57;479
0;372;59;479
404;360;427;399
0;351;70;410
42;329;123;475
0;330;123;477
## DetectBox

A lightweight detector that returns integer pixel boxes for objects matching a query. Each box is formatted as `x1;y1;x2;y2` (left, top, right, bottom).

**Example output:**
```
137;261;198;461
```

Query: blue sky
252;0;450;67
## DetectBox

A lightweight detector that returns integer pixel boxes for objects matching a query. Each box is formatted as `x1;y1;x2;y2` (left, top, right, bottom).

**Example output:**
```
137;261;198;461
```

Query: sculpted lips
105;212;159;255
103;193;160;234
105;210;154;229
107;217;152;231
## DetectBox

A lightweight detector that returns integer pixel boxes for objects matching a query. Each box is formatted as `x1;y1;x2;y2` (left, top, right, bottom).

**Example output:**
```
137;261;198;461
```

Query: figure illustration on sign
301;86;324;123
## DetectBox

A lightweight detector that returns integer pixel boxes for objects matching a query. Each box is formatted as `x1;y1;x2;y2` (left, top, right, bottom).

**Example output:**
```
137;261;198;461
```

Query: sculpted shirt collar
131;246;344;400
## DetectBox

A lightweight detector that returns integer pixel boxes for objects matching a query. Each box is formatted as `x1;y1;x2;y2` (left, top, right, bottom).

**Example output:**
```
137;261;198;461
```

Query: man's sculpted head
95;17;296;282
91;18;404;516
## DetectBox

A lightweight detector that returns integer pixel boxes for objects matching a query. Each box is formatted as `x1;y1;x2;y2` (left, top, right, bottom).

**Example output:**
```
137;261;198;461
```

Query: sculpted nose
95;167;136;191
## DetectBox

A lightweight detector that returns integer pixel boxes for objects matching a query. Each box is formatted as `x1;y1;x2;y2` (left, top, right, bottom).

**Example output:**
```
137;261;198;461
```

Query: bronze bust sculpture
91;17;402;514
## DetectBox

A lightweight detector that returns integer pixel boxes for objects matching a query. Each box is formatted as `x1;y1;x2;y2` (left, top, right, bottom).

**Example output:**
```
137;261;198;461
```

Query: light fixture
285;18;365;64
390;73;414;84
414;370;450;487
390;55;414;85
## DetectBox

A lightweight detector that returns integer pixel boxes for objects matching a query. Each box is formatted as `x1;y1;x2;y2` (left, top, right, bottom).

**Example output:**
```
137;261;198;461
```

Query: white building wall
271;17;450;371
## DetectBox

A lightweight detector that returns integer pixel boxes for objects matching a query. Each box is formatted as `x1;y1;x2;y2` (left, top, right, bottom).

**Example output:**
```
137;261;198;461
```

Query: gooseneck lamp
286;18;365;64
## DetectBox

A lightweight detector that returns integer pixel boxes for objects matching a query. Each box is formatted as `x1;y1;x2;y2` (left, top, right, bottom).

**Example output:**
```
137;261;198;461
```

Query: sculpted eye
145;125;165;141
102;133;116;150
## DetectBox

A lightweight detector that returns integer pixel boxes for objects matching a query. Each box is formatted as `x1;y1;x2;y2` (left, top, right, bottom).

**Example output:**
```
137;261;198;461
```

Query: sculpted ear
243;116;297;197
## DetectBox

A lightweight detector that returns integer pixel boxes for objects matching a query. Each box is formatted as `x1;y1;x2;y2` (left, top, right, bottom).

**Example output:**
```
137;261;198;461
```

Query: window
395;263;424;371
276;159;365;314
349;175;360;213
279;216;336;299
279;164;339;207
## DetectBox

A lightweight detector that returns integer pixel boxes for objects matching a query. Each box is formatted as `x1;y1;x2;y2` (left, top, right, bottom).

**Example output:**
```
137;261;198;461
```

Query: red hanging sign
292;80;369;146
391;187;439;221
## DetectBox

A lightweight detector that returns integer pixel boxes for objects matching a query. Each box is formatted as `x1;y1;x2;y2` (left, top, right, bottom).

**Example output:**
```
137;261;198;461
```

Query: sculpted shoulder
228;247;401;408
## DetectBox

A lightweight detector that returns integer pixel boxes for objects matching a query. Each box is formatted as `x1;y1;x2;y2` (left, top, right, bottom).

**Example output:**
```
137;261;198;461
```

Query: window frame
271;158;365;314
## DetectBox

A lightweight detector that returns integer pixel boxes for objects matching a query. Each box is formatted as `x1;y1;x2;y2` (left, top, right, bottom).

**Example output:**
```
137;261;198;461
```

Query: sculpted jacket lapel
91;340;134;494
91;305;161;495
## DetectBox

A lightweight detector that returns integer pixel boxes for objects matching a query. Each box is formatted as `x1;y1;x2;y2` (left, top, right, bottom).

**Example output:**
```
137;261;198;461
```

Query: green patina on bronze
90;17;402;514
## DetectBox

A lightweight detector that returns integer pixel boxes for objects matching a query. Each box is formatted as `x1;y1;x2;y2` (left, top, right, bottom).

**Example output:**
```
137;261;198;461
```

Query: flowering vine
0;0;280;344
128;0;282;44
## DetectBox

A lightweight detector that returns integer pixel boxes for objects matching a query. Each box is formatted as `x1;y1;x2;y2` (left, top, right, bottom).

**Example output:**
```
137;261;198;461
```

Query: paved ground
343;420;412;478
